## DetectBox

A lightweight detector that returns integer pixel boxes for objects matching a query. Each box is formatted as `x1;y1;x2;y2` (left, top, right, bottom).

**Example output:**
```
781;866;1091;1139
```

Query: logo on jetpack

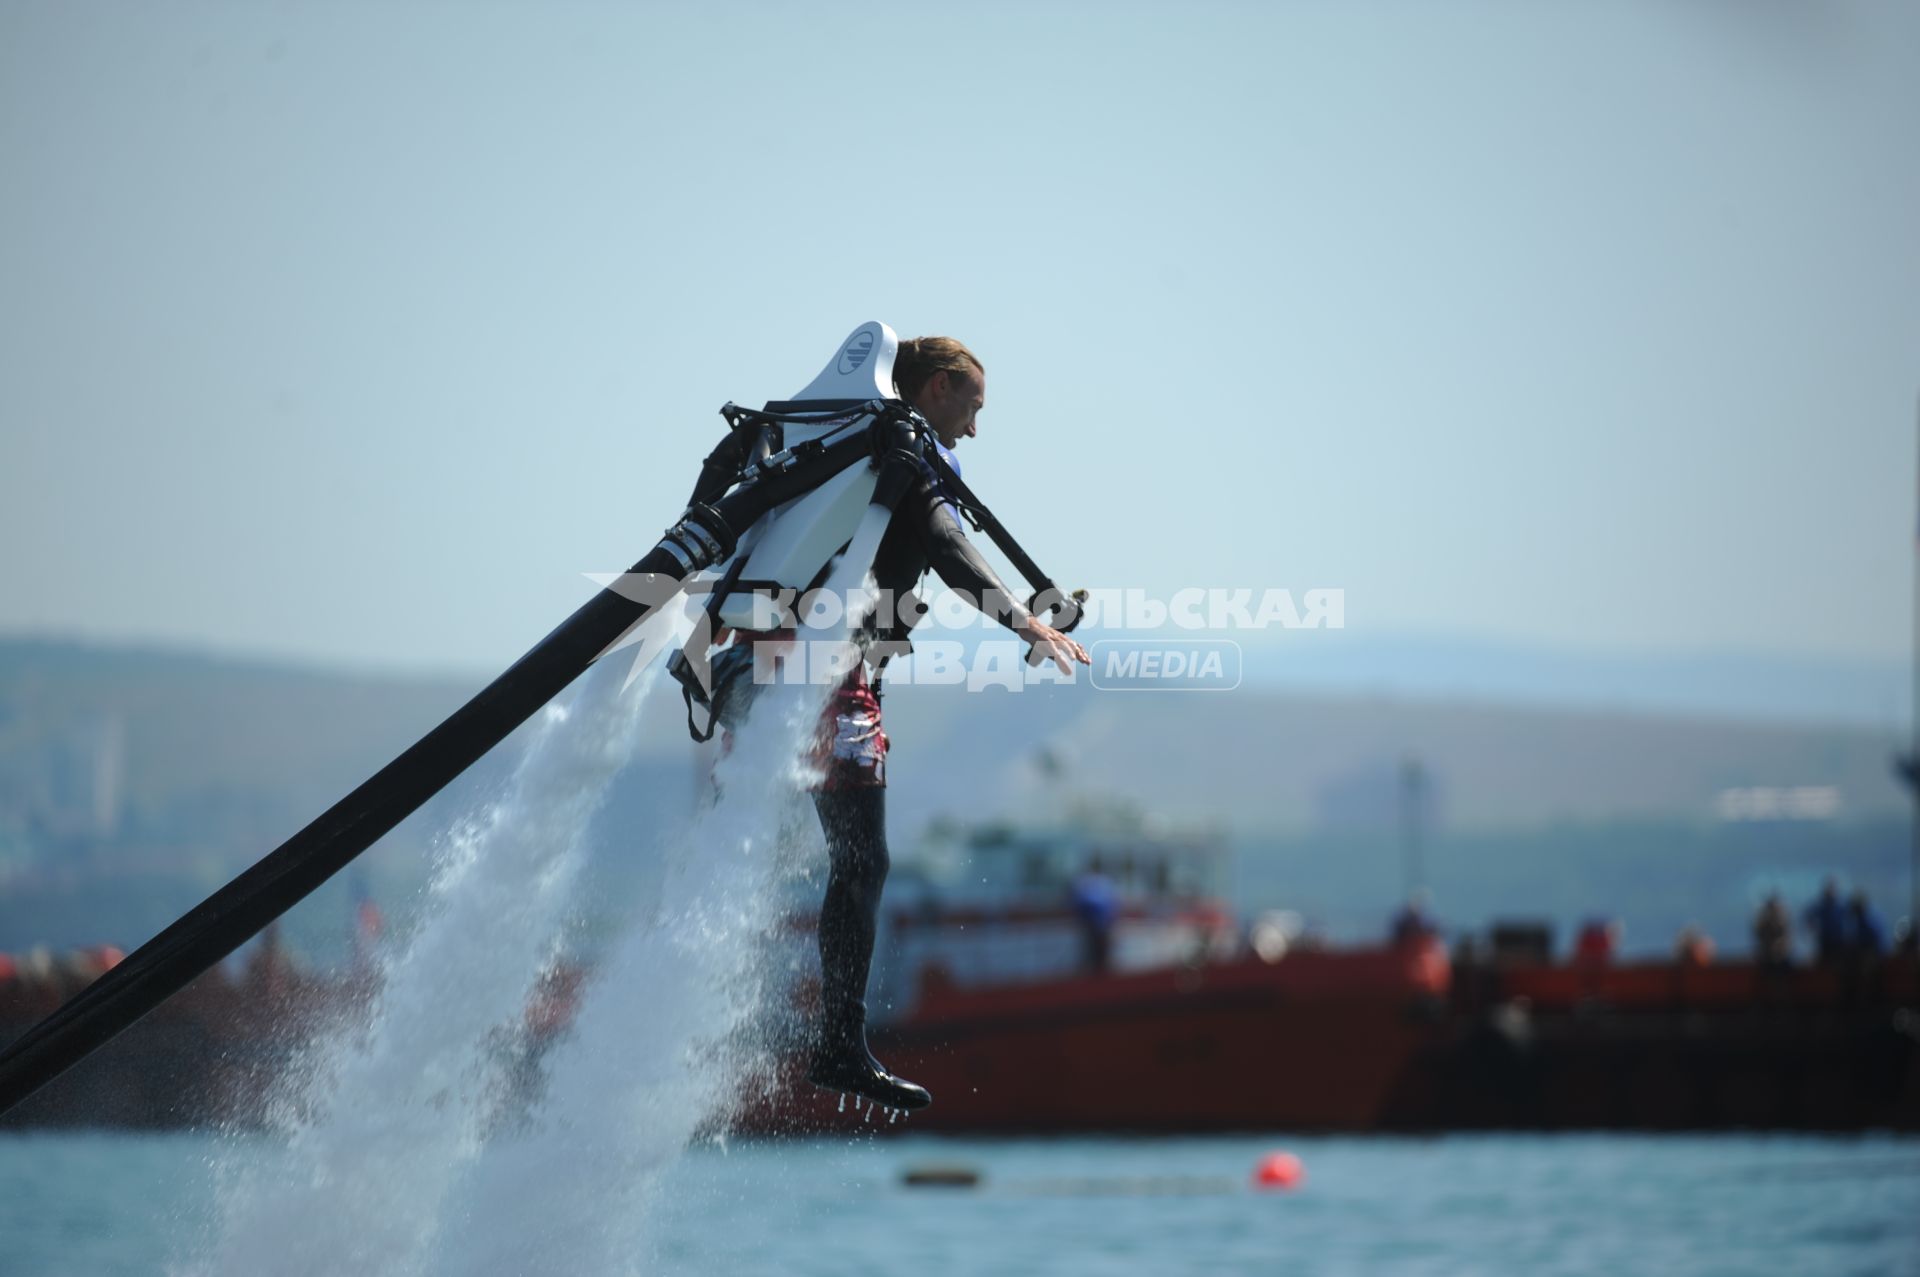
836;330;877;375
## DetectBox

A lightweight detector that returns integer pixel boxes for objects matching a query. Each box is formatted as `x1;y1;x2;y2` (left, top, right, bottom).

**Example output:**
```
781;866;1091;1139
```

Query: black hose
0;427;876;1118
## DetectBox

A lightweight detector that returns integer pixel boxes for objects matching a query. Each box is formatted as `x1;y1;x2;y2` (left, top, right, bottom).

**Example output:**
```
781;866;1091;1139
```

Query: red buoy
1252;1151;1304;1190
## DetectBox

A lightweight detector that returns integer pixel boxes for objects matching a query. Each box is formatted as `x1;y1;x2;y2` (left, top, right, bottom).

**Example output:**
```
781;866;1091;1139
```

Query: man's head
894;336;985;449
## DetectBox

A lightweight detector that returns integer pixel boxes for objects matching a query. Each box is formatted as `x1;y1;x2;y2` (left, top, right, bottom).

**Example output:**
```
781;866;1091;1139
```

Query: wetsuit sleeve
913;482;1033;632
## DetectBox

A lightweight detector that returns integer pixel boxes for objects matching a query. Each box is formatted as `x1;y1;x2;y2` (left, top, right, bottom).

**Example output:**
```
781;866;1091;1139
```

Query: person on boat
1070;858;1120;974
1752;893;1793;970
1803;878;1852;965
1391;892;1437;948
1573;917;1619;969
1847;890;1887;959
719;336;1090;1113
1673;925;1714;967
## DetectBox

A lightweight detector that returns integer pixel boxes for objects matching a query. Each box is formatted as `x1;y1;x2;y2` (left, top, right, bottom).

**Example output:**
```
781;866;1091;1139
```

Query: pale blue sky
4;2;1917;707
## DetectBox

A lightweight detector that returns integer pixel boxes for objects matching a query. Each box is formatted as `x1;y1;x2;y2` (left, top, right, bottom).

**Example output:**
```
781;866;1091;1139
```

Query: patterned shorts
712;633;888;791
814;665;888;791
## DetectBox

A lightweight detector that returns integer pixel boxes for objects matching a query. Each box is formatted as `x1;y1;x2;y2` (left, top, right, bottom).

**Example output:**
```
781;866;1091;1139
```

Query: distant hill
874;676;1907;836
0;637;477;831
3;636;1902;841
0;635;1908;959
1230;630;1907;730
0;638;481;960
873;673;1912;953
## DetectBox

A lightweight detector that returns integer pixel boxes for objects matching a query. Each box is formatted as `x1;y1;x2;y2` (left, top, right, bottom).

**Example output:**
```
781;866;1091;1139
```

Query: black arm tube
0;428;876;1119
921;448;1081;632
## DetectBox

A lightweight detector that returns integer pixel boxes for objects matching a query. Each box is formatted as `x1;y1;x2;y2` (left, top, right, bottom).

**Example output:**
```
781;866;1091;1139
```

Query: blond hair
893;336;983;401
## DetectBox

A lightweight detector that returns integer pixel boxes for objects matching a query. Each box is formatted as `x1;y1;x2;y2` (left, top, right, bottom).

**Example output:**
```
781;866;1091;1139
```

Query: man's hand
1017;619;1091;675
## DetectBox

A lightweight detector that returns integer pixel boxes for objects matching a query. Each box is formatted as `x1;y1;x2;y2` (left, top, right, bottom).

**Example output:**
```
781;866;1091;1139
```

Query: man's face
916;366;985;449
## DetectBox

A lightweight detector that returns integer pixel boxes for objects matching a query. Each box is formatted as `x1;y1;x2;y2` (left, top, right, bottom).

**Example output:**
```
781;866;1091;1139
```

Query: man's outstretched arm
915;491;1090;675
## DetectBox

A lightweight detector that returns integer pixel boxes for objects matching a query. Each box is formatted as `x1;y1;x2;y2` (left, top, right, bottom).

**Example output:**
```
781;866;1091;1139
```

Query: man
724;336;1089;1113
1752;893;1793;971
1804;878;1851;965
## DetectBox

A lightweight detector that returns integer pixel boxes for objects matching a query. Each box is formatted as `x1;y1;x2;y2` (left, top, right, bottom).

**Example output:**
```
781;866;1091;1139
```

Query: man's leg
814;786;889;1034
807;786;931;1111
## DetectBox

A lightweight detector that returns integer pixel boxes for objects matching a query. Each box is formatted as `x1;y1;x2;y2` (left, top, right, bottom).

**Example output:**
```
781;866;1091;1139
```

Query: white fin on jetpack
783;320;899;408
716;322;902;631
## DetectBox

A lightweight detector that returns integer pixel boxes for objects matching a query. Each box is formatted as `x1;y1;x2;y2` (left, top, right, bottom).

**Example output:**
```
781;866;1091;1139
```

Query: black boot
805;1009;931;1112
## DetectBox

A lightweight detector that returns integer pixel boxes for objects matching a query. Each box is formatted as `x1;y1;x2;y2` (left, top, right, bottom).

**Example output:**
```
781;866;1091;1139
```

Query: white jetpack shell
716;322;900;631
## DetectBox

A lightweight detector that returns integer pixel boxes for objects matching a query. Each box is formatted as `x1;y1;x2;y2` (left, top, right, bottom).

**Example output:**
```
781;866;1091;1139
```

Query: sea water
1;1130;1916;1276
194;598;702;1275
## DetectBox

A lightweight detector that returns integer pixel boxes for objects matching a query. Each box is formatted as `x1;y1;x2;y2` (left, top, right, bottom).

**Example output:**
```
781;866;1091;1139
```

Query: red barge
6;809;1917;1133
742;810;1920;1134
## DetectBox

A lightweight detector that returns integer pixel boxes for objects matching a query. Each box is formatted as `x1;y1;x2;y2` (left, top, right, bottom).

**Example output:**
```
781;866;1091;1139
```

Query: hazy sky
5;2;1917;688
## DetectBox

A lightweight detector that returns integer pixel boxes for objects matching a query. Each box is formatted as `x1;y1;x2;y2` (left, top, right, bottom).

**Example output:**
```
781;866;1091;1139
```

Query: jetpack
0;322;1082;1119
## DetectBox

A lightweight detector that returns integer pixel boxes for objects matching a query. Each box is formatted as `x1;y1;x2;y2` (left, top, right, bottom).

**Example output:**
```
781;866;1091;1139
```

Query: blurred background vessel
7;788;1913;1133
